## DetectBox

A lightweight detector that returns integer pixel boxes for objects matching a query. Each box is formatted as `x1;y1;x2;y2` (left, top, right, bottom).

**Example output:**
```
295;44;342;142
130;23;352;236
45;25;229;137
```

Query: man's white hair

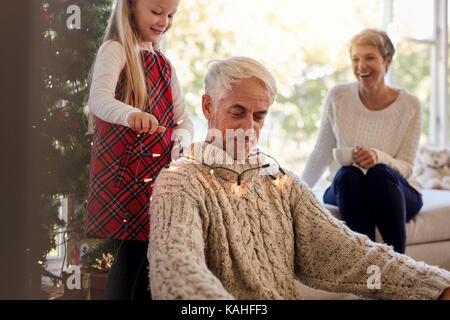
204;56;277;104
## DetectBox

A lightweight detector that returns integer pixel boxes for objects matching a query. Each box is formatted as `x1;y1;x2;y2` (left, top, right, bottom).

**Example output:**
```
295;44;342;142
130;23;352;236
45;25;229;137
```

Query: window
45;197;68;280
394;42;432;143
388;0;448;146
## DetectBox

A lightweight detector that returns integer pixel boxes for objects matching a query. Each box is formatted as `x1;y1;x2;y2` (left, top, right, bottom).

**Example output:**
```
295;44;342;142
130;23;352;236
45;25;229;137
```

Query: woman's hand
127;112;166;134
353;146;378;169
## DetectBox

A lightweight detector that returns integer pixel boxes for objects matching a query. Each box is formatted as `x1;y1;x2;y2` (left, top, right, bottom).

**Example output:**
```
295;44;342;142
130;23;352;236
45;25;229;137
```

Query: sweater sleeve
88;40;141;127
148;171;235;300
372;98;422;179
167;59;194;156
289;175;450;299
301;91;336;188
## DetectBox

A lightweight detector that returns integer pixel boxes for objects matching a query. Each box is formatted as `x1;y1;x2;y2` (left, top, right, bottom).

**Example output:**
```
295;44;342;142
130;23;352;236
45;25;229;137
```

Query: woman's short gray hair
204;56;277;104
349;29;395;60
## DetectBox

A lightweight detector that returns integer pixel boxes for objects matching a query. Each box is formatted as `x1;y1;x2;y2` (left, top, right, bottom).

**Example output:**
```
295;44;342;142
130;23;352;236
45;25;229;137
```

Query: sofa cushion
314;189;450;245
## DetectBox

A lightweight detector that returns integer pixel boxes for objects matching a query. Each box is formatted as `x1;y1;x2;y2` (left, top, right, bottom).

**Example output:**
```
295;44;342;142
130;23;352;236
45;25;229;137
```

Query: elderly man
147;56;450;300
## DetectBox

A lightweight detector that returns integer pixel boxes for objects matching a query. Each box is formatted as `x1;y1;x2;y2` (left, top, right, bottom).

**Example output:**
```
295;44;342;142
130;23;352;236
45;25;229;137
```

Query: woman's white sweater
301;82;421;190
147;142;450;300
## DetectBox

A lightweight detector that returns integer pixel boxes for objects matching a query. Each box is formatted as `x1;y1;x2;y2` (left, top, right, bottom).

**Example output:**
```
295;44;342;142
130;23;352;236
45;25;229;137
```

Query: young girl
85;0;193;300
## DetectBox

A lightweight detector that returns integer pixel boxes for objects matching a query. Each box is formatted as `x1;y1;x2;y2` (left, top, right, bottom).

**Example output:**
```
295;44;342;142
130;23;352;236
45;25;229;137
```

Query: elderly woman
301;29;422;254
148;56;450;300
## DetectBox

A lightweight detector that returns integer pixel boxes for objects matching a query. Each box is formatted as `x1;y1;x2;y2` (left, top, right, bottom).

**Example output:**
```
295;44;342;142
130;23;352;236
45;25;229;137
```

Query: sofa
295;188;450;300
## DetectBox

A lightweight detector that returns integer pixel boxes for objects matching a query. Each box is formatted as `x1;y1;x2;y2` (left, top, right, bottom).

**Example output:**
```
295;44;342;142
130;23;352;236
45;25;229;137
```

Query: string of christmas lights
173;155;272;185
166;131;288;193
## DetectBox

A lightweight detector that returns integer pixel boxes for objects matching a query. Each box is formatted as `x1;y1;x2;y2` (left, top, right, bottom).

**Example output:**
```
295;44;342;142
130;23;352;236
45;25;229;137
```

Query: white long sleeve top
88;40;194;148
301;82;422;191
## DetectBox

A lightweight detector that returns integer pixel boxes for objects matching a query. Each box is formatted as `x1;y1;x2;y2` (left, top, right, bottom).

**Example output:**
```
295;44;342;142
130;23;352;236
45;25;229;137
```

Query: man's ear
202;94;214;120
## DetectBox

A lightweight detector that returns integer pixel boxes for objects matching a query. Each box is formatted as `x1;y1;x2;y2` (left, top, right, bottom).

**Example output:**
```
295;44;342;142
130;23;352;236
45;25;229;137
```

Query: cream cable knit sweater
301;82;421;190
148;142;450;300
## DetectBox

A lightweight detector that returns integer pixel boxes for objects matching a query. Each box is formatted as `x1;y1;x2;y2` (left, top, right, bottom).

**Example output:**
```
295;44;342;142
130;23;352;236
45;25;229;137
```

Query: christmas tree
36;0;113;295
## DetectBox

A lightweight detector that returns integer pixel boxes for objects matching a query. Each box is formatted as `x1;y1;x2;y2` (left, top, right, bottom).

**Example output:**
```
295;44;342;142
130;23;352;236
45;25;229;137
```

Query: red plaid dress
85;49;174;241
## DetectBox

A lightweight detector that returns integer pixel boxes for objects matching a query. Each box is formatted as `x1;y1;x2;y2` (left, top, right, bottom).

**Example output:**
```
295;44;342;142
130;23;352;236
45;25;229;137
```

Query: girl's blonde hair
88;0;163;132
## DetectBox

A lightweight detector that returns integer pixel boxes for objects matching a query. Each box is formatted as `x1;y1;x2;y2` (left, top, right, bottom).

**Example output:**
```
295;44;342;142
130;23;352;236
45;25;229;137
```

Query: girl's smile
132;0;180;45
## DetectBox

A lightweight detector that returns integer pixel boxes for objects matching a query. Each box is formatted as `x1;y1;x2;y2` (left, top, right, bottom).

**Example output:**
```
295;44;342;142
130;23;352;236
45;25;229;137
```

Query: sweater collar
178;142;279;185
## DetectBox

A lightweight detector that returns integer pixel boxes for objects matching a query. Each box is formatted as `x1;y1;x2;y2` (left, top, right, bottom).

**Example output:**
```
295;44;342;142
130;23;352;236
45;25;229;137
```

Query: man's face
202;77;271;159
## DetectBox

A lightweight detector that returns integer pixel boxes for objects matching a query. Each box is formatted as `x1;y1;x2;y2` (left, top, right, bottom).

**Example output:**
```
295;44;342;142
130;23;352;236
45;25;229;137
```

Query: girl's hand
353;146;378;169
127;112;166;134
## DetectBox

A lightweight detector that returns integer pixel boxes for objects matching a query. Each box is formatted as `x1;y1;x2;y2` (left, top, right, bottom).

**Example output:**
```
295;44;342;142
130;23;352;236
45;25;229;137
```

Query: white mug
333;147;354;166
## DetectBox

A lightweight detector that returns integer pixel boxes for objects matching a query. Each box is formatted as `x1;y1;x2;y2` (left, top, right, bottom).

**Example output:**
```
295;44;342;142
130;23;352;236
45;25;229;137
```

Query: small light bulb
210;169;214;175
144;178;152;183
153;153;161;157
37;260;43;265
56;51;59;55
123;219;127;223
232;183;242;194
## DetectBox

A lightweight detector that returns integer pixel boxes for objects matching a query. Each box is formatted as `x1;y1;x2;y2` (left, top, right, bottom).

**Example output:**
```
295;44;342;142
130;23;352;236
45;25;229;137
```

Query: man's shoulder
152;159;204;197
284;168;309;186
275;167;310;197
